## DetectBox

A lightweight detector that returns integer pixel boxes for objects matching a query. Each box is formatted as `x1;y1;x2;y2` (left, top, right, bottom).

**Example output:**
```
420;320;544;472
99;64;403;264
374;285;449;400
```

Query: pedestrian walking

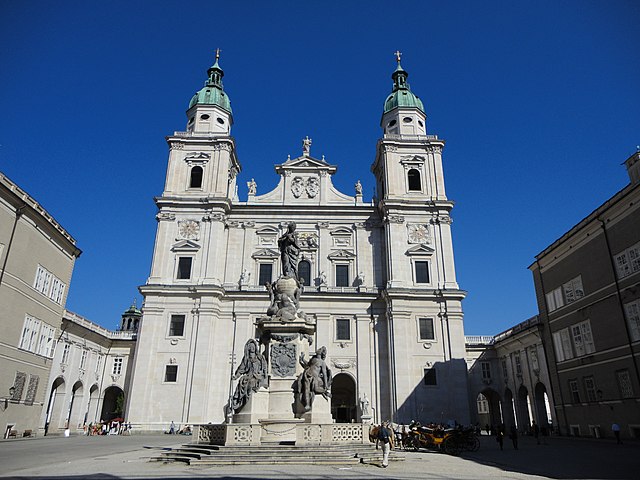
496;425;504;450
509;425;518;450
612;423;622;444
377;421;394;468
169;421;176;435
532;420;540;445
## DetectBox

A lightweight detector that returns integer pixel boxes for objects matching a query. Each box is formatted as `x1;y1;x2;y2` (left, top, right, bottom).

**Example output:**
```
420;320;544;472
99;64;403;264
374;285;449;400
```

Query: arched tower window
298;260;311;286
190;166;203;188
407;168;421;191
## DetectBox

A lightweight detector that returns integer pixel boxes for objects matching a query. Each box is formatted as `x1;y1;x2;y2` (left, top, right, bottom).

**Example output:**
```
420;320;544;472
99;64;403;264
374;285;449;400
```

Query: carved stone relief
407;224;430;244
270;343;297;377
156;212;176;222
306;177;319;198
178;220;200;240
291;177;304;198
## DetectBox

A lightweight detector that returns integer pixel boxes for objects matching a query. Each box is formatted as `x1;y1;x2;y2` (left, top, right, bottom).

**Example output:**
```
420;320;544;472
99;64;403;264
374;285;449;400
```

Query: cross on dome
394;50;402;63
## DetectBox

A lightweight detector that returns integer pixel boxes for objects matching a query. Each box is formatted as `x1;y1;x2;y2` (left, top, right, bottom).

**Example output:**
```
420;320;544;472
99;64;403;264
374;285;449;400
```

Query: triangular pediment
171;239;201;252
275;155;337;175
327;249;357;260
251;248;280;259
406;244;435;256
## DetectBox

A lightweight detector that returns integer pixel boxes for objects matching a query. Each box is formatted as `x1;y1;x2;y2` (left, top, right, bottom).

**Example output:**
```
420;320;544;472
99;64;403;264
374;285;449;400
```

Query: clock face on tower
407;224;429;244
178;220;200;240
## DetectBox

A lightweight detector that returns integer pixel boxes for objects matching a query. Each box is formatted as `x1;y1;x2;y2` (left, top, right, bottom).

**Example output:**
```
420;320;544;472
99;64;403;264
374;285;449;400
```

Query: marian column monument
226;219;334;443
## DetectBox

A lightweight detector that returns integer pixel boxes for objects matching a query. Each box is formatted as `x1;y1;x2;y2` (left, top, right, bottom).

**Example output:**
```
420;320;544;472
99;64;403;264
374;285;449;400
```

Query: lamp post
3;386;16;409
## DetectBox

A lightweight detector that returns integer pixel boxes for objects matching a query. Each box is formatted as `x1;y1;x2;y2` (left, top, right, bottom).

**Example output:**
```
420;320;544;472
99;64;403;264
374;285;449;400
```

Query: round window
388;120;397;127
200;114;210;120
418;120;424;127
403;117;413;123
217;117;225;125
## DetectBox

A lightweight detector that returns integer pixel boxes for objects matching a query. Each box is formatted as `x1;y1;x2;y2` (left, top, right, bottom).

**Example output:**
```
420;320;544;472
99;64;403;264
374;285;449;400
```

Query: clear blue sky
1;1;638;334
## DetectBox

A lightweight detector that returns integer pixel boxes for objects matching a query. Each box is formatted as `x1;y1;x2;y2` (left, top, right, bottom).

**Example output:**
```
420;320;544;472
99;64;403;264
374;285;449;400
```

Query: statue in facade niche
230;339;268;413
355;180;363;195
296;346;332;411
278;222;300;278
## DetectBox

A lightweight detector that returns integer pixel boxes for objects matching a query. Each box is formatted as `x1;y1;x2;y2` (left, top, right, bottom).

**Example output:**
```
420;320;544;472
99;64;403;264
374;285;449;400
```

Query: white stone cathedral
126;52;470;431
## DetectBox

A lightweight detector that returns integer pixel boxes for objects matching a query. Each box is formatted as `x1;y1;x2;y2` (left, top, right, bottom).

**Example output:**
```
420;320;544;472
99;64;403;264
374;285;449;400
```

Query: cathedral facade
126;54;469;431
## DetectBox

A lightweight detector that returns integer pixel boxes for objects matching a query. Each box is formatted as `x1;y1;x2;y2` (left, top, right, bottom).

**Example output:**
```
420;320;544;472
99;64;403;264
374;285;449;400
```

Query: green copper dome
383;62;424;114
188;57;232;114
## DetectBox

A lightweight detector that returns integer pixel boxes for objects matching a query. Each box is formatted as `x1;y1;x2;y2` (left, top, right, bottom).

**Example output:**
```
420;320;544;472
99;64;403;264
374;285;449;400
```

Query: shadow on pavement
455;434;638;480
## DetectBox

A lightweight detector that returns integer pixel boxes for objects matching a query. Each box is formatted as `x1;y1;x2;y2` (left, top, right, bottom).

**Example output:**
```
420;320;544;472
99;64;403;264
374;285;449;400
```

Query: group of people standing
492;421;543;450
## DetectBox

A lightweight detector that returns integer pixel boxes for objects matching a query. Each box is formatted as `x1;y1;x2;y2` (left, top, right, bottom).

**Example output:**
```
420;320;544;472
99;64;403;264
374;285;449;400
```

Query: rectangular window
112;357;123;375
563;276;584;304
165;365;178;382
169;315;186;337
335;264;349;287
33;265;52;295
501;359;508;379
583;376;597;402
95;354;103;374
623;300;640;342
418;318;435;340
415;261;430;284
19;316;36;351
617;370;634;398
514;352;522;376
258;263;273;285
553;327;574;362
546;286;565;312
61;343;71;364
569;379;580;403
336;319;350;341
80;349;88;370
176;257;193;280
572;320;595;357
37;324;56;358
20;316;42;353
614;241;640;279
424;367;437;386
48;277;66;305
481;362;491;380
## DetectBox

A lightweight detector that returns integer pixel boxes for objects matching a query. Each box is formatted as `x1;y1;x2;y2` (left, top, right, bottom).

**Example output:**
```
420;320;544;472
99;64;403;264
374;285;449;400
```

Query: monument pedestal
301;394;333;424
232;388;269;424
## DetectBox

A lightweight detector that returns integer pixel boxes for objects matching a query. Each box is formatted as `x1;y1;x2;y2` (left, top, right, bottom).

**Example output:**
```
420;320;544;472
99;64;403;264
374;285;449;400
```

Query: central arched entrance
45;376;67;435
100;386;125;422
331;373;356;423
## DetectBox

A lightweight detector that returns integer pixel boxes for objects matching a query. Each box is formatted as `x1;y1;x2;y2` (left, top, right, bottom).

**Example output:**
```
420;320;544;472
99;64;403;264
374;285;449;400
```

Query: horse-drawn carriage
370;422;480;456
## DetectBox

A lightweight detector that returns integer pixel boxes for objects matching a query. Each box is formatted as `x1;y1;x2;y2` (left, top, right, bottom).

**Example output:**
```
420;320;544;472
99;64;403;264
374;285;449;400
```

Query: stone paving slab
1;433;637;479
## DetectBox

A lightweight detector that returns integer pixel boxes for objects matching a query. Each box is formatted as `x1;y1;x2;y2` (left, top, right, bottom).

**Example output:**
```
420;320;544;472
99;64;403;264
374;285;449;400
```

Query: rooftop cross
394;50;402;63
215;48;221;60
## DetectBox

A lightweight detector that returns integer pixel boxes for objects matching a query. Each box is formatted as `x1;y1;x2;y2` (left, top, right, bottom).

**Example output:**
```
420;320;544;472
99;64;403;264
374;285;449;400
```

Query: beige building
0;172;81;438
530;151;640;439
466;317;555;433
126;55;470;431
41;308;137;435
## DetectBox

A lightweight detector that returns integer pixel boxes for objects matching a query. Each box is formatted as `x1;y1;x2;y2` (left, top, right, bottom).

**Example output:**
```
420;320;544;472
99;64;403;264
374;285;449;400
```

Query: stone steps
151;442;405;466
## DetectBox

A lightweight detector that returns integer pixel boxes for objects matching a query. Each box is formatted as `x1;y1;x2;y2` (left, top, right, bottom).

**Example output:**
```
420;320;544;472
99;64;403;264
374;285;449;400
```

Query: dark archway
534;382;552;429
502;388;516;429
101;386;125;422
190;166;203;188
87;384;100;424
517;385;531;431
331;373;356;423
68;381;84;431
479;388;502;428
45;377;66;435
